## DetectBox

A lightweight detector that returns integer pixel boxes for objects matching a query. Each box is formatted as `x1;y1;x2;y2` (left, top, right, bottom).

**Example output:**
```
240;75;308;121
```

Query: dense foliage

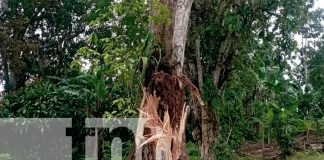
0;0;324;159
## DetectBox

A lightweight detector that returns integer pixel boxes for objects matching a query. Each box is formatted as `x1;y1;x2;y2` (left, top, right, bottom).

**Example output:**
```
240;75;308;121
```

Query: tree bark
187;1;242;158
133;0;194;159
200;105;218;160
195;36;203;91
170;0;193;75
192;35;218;160
0;0;7;14
149;0;193;75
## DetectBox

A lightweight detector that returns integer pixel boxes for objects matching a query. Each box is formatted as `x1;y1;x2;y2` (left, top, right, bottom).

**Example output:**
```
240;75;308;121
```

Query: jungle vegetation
0;0;324;159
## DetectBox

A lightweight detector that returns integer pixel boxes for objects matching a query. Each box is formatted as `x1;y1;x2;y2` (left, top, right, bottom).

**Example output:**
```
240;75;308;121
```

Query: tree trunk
200;106;218;160
0;0;7;14
170;0;193;74
187;1;239;158
195;36;203;91
0;0;9;92
194;34;237;159
192;34;218;160
149;0;193;75
132;0;194;159
2;55;10;92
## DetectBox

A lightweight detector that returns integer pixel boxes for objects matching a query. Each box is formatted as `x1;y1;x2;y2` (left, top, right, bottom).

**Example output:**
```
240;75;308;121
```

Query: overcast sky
314;0;324;9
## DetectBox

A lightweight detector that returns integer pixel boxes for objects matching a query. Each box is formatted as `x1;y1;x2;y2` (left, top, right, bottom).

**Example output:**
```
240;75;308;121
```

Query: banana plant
303;118;316;143
252;102;276;148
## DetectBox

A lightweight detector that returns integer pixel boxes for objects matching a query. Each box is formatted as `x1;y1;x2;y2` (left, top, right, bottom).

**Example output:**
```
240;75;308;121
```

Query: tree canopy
0;0;324;159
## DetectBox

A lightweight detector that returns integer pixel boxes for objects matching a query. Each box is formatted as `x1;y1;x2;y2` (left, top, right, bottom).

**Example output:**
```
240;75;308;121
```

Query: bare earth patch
238;133;324;159
238;142;281;159
293;133;324;152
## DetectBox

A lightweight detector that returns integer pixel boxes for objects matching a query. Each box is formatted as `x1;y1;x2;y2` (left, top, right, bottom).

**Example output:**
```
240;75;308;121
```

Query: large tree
185;0;312;159
132;0;200;159
0;0;88;92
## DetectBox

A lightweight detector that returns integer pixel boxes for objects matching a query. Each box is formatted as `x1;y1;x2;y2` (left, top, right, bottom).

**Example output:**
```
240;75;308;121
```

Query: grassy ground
286;151;324;160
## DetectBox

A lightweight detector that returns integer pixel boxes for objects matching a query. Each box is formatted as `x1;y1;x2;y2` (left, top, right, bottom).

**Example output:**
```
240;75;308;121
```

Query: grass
0;154;12;160
287;151;324;160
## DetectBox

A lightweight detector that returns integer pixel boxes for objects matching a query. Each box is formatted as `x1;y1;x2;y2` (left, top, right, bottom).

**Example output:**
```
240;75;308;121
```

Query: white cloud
314;0;324;9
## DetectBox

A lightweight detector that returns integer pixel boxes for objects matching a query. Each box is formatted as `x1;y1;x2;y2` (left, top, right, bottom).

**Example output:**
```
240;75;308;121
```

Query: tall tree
185;0;312;159
0;0;88;92
132;0;200;159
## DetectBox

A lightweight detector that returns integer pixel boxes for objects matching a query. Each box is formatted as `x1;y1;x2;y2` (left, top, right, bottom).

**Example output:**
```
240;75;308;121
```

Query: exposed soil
238;142;282;160
293;132;324;152
238;133;324;160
